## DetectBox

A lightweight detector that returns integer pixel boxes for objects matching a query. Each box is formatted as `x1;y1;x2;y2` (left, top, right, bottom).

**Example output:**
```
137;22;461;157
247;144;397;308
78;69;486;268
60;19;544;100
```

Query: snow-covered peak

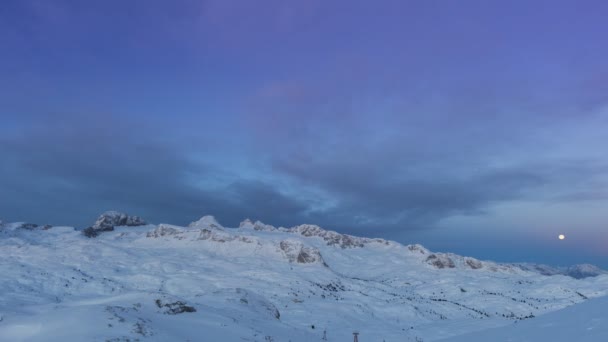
93;211;147;230
239;219;277;231
188;215;224;230
566;264;606;279
1;214;608;341
239;218;254;229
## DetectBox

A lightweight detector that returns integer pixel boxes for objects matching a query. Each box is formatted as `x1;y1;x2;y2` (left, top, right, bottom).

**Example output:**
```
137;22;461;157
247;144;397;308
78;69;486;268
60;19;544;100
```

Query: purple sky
1;0;607;267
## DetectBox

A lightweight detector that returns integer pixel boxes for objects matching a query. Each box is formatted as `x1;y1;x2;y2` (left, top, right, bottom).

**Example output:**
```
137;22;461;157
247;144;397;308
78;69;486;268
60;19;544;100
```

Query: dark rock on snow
155;299;196;315
83;211;146;238
17;223;52;230
279;240;326;265
426;254;456;269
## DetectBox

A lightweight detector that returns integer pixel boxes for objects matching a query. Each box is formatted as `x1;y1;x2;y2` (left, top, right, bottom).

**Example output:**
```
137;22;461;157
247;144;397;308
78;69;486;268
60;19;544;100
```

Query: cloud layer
1;0;608;266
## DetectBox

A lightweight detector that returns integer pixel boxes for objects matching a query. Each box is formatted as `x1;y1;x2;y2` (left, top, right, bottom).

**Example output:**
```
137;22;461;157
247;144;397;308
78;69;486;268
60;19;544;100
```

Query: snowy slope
511;262;607;279
1;215;607;341
439;295;608;342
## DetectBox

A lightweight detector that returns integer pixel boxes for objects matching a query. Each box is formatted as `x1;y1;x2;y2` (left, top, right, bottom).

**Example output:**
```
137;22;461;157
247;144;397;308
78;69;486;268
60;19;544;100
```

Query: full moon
558;234;565;240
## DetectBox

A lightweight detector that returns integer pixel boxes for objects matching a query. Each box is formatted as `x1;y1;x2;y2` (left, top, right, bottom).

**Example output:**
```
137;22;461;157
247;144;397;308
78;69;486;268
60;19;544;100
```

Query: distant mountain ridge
1;212;607;341
511;263;607;279
1;212;605;279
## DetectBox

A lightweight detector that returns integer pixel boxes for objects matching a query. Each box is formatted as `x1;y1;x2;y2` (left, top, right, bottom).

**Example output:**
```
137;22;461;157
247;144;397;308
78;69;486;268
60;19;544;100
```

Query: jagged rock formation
408;244;430;254
279;240;326;265
145;224;257;244
196;228;255;244
146;224;186;238
240;220;392;249
154;299;196;315
426;253;456;269
289;224;367;248
83;211;147;237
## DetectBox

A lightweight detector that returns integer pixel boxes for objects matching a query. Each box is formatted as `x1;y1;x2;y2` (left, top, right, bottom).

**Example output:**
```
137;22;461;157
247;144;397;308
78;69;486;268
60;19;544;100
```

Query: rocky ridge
83;211;147;237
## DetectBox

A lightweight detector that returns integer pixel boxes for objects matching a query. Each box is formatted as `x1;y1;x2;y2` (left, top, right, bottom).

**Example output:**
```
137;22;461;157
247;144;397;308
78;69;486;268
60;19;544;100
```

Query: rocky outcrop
197;228;255;244
239;220;391;249
288;224;389;249
279;240;326;265
93;211;146;230
0;222;52;231
465;257;483;269
16;223;52;230
426;254;456;269
239;219;277;232
291;225;361;248
154;299;196;315
407;244;430;254
146;224;186;238
83;211;147;238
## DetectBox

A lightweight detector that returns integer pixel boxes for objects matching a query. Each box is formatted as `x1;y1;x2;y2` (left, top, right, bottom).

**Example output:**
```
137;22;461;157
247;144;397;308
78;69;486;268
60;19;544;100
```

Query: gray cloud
0;112;310;228
230;47;608;236
270;153;608;236
2;0;608;243
3;105;606;241
252;87;608;234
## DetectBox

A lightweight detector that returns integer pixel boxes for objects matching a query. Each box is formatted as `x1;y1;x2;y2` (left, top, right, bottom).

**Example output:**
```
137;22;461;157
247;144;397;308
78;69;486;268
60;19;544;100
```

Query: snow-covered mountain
511;262;607;279
1;213;607;341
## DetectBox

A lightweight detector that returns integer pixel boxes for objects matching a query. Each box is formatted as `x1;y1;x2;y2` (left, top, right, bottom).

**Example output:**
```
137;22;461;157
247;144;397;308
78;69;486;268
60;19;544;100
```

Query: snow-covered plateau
1;213;607;341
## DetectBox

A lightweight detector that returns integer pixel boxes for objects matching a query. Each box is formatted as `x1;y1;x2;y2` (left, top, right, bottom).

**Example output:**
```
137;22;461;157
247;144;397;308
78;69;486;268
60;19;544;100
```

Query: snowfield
439;295;608;342
1;214;607;341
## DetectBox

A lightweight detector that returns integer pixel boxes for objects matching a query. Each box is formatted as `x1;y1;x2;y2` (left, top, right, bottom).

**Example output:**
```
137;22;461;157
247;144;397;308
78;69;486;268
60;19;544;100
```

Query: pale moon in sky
558;234;565;240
